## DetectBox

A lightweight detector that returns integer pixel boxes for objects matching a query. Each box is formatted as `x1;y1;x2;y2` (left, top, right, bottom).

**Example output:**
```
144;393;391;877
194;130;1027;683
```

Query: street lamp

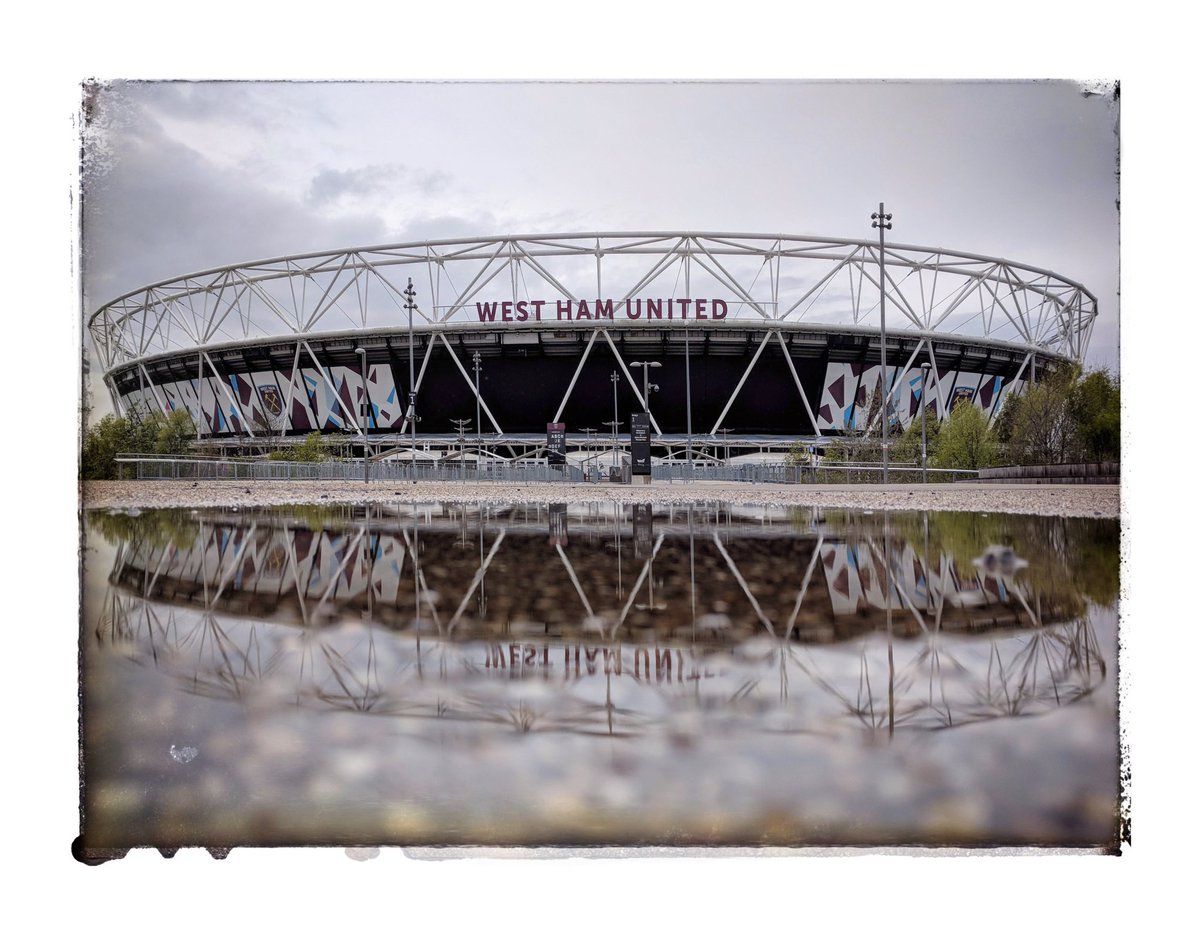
403;278;419;483
451;418;471;485
920;362;931;484
718;426;734;465
579;427;596;481
355;346;369;485
602;420;622;473
871;204;893;484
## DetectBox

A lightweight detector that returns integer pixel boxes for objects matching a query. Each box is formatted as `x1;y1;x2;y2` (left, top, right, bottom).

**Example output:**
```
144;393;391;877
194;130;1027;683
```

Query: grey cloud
83;105;388;307
307;164;396;206
307;163;450;207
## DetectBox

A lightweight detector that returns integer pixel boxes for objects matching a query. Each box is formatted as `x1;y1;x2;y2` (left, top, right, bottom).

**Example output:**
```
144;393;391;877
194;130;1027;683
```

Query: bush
267;432;332;462
933;398;997;471
890;401;939;465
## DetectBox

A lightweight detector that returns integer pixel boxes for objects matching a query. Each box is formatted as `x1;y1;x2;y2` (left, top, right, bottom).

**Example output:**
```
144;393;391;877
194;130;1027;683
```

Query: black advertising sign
547;422;566;465
630;412;651;475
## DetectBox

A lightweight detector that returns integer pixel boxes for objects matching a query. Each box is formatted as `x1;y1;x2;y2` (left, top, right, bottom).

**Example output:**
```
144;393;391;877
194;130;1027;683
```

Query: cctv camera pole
403;278;418;483
871;204;893;484
472;351;482;471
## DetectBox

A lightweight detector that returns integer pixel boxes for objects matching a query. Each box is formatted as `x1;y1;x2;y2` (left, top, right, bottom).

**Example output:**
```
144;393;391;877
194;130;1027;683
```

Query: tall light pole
872;204;893;484
685;322;693;473
355;346;369;485
920;362;931;484
472;351;482;471
579;427;596;480
451;418;471;485
718;426;734;465
403;278;419;483
610;371;620;470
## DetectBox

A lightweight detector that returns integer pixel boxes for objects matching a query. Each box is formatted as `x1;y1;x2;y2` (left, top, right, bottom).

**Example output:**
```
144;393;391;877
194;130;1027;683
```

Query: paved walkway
82;479;1120;518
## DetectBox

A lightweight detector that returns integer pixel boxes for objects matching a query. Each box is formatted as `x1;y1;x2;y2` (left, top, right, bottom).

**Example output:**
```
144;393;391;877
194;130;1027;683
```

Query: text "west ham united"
475;298;730;323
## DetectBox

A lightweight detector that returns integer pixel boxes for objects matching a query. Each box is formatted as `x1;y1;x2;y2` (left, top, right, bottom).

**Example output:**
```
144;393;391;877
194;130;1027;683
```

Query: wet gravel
82;479;1119;518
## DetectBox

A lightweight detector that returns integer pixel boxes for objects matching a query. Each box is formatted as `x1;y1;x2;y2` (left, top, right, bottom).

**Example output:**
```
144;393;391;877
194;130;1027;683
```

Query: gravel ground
82;479;1120;518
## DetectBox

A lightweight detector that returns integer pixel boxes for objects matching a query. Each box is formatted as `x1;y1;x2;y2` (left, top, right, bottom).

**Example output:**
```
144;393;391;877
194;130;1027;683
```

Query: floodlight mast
355;346;369;484
403;278;418;483
472;352;482;468
609;371;621;471
871;205;893;484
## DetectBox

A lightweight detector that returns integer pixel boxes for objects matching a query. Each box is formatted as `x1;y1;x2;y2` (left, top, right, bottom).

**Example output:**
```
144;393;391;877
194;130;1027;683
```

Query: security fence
119;455;585;484
115;454;977;485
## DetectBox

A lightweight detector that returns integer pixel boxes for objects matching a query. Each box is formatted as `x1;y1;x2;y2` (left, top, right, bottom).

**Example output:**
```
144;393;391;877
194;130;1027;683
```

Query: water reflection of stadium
91;502;1108;734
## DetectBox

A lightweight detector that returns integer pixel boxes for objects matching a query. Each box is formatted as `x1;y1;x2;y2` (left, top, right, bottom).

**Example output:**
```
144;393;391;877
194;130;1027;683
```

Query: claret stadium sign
475;297;730;323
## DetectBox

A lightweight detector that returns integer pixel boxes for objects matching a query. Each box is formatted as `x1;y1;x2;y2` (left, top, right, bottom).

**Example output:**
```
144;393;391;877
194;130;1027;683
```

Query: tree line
81;402;336;480
81;407;197;480
790;365;1120;473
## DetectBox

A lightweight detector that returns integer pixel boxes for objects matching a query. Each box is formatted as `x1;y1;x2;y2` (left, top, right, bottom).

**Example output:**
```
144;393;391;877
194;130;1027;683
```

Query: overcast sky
81;79;1120;409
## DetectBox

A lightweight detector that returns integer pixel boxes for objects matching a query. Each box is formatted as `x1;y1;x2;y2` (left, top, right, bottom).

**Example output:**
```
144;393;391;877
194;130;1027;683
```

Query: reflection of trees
89;508;201;552
88;503;1110;741
811;508;1118;609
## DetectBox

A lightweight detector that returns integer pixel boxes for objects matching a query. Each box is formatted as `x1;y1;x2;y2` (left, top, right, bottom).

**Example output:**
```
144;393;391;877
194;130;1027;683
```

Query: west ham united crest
258;384;285;428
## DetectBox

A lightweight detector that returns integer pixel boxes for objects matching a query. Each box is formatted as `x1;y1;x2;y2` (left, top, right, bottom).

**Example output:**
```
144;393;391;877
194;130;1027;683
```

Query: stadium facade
88;232;1098;456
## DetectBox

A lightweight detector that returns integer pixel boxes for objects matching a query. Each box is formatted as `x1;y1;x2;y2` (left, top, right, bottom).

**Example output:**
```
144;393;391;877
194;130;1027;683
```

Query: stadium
88;232;1098;463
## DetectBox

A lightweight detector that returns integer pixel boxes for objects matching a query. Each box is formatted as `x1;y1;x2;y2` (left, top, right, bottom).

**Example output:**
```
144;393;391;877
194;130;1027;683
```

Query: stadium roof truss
89;233;1098;436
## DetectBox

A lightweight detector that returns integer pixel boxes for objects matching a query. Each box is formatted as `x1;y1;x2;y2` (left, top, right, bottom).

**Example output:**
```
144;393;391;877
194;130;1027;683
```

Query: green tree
82;414;137;479
154;407;197;455
785;439;811;467
81;405;197;479
997;364;1119;465
890;401;940;465
933;398;996;471
999;366;1076;464
1069;368;1120;462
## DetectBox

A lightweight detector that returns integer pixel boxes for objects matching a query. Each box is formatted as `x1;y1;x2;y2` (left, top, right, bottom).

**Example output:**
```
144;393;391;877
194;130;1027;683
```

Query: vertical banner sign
547;422;566;465
631;412;651;475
